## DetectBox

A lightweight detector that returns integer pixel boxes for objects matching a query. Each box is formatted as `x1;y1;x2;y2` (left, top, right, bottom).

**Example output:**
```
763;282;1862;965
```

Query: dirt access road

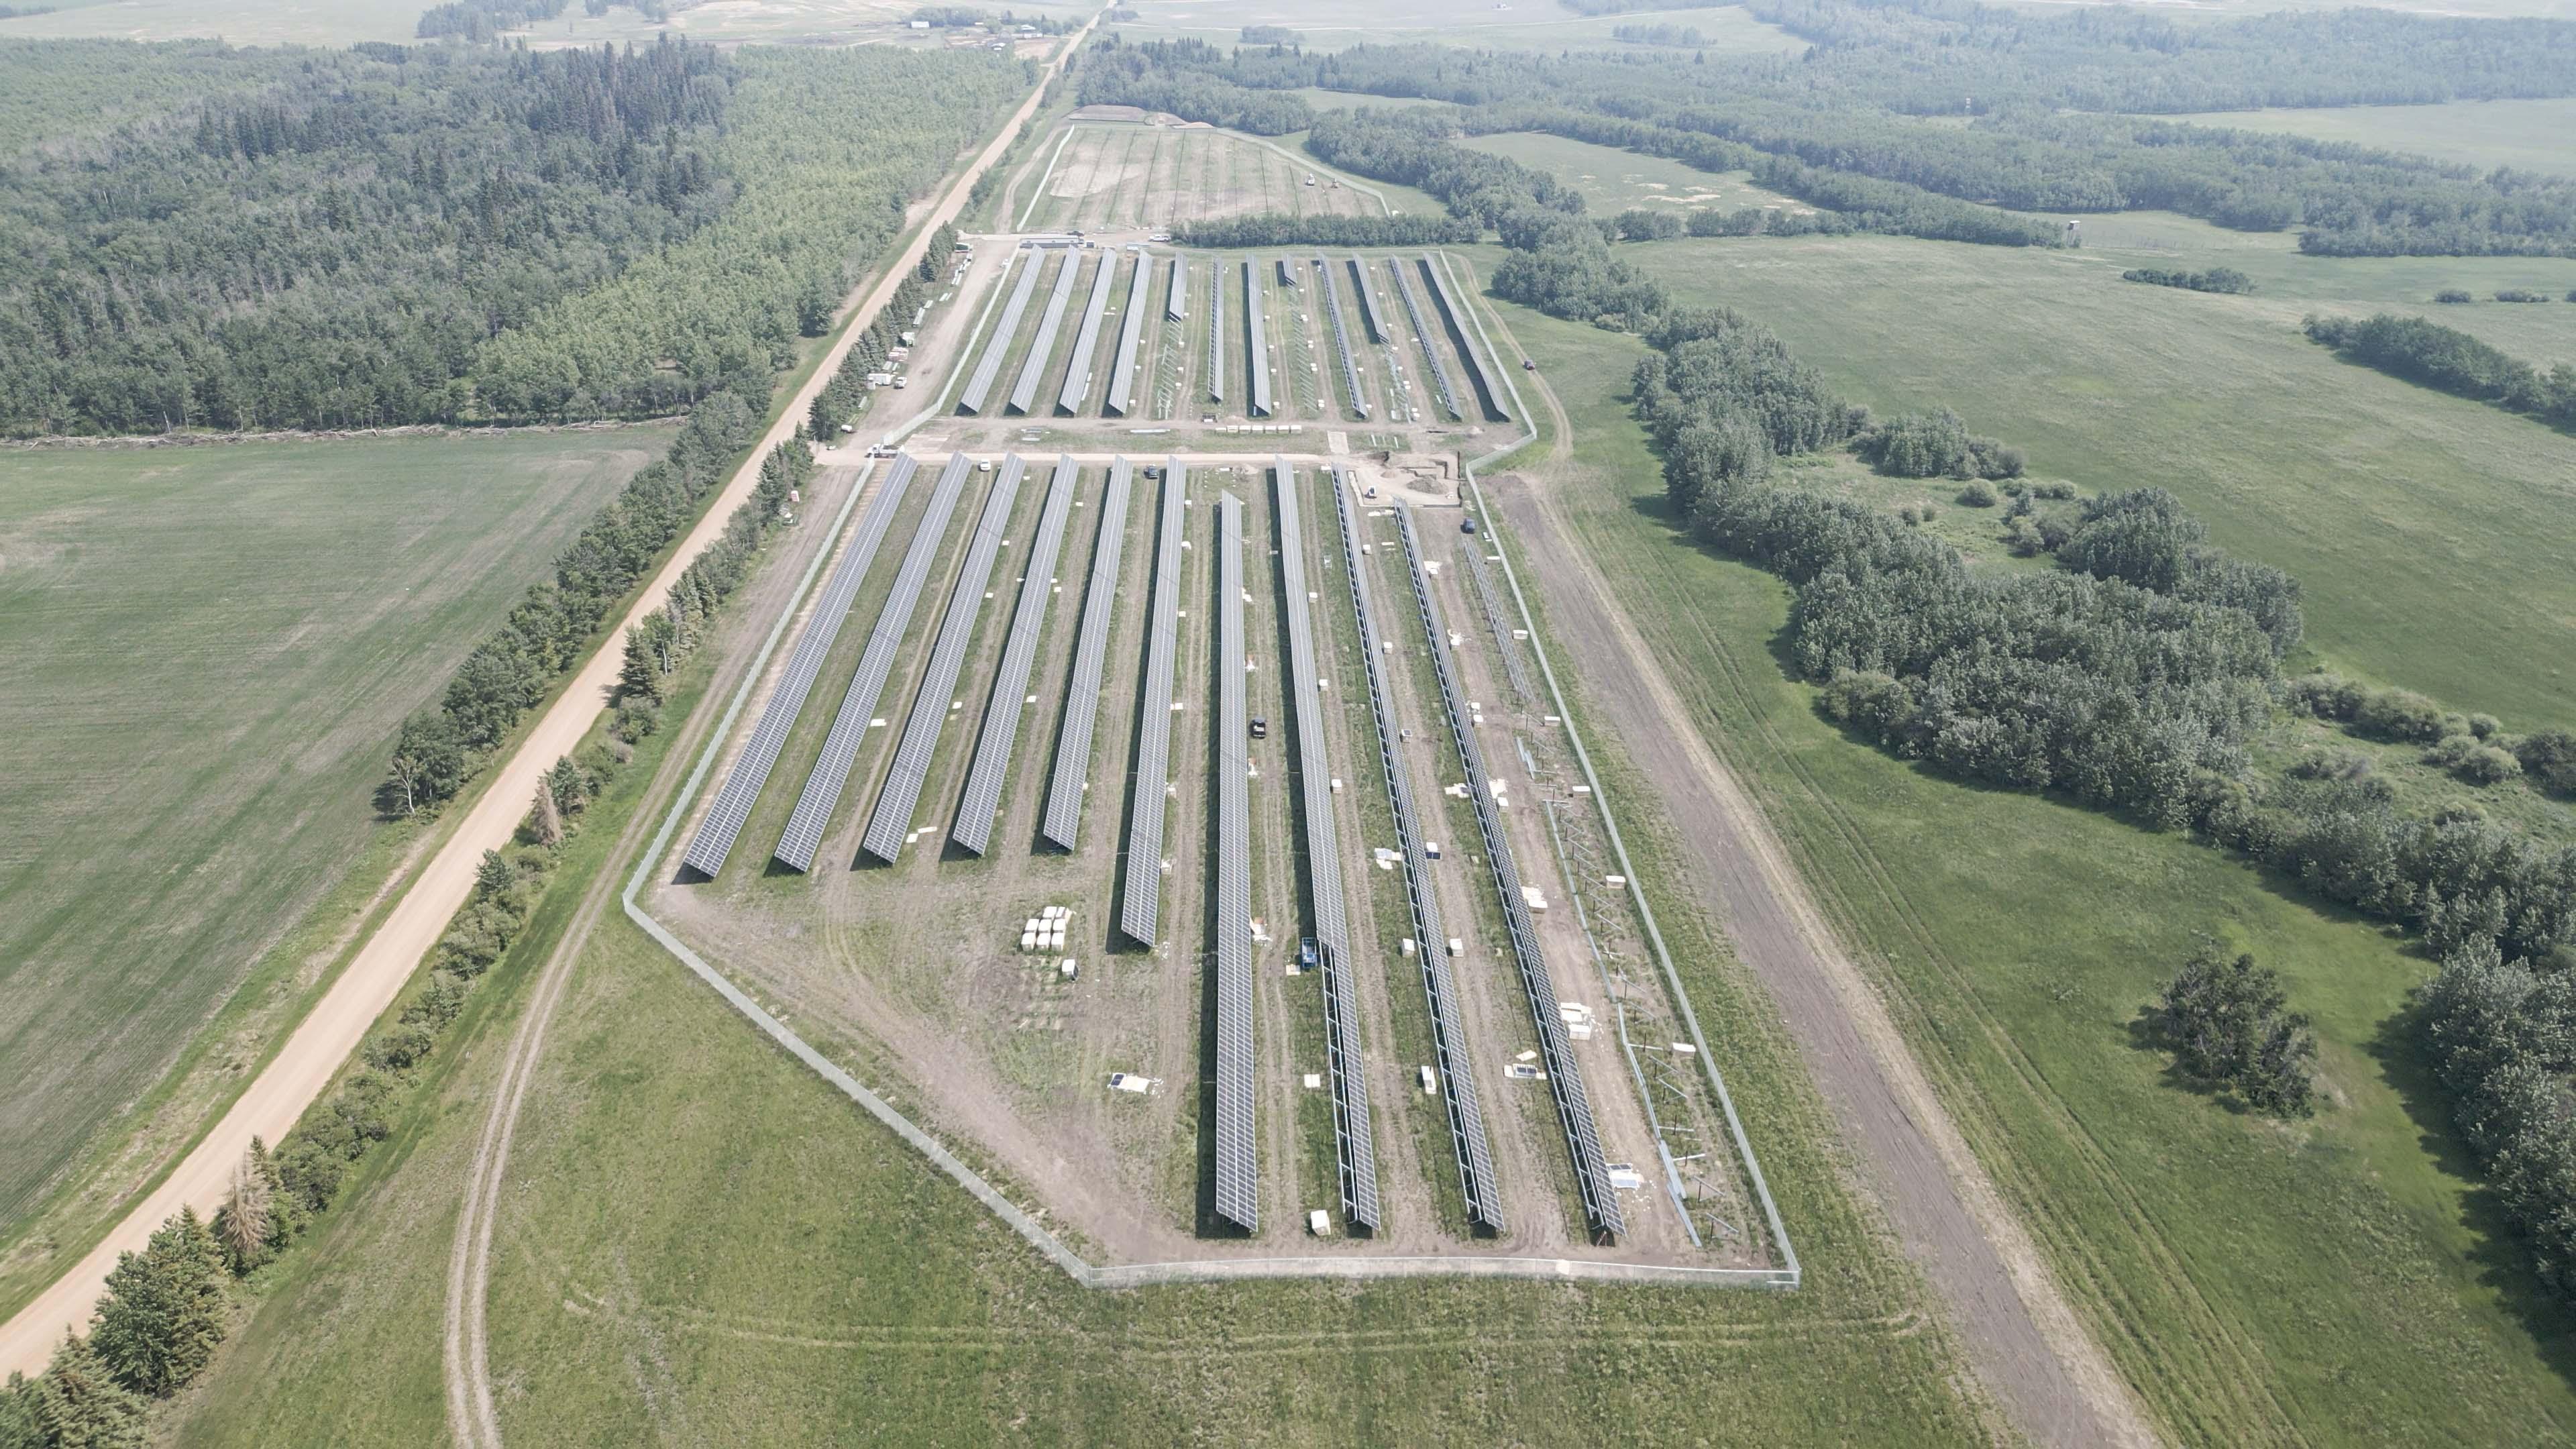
1471;313;2155;1447
0;11;1101;1384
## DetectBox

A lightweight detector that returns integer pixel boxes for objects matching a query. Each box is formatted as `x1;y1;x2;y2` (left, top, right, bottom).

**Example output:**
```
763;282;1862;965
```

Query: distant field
1108;0;1804;54
1483;262;2576;1445
0;0;423;46
1462;131;1810;214
1018;123;1387;230
1618;235;2576;729
2161;97;2576;180
0;429;665;1240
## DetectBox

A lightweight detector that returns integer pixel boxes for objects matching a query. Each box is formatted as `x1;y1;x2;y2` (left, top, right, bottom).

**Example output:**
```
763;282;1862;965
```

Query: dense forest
0;40;1016;435
1077;4;2576;256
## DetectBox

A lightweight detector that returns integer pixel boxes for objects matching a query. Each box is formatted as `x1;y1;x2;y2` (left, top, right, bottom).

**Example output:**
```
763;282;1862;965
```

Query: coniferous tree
89;1209;227;1397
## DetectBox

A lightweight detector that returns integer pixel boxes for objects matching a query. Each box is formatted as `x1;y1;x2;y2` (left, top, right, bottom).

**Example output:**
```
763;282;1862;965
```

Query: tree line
2304;313;2576;429
2123;266;2255;294
807;224;955;441
1170;213;1479;248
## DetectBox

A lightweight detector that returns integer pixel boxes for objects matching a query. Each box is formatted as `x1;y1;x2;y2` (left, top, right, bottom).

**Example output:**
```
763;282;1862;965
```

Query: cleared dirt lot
1019;123;1383;232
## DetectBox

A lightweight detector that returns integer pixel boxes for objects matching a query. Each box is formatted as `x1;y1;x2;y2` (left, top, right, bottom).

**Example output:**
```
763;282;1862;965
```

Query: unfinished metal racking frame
1242;259;1273;419
1105;252;1152;417
1385;257;1460;421
1348;257;1385;343
1007;250;1080;415
1272;460;1380;1231
1461;543;1534;708
861;457;1024;864
951;455;1079;855
680;457;916;878
1212;490;1258;1233
1310;259;1369;420
773;453;973;872
1118;462;1187;947
1057;248;1120;415
1396;506;1623;1236
958;248;1041;416
1332;470;1503;1230
1041;458;1136;852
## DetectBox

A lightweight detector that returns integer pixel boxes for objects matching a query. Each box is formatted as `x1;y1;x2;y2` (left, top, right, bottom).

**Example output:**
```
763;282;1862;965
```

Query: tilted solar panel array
1462;543;1534;706
958;248;1041;416
1008;250;1080;416
1396;506;1623;1237
1330;469;1502;1230
951;455;1079;856
1105;252;1152;417
1385;258;1460;421
861;457;1024;864
1243;260;1273;419
1212;490;1258;1233
1167;254;1189;321
1311;260;1368;420
1040;457;1136;852
1348;258;1385;343
680;457;917;878
1418;256;1512;424
773;453;975;872
1271;460;1379;1231
1204;263;1225;405
1118;463;1187;947
1056;250;1119;415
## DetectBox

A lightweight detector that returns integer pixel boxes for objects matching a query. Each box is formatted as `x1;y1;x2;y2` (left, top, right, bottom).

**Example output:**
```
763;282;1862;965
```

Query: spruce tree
89;1208;227;1395
29;1335;144;1448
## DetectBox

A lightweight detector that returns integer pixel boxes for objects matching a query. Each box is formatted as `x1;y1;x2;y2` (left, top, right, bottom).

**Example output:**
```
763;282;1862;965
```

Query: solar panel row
1271;461;1379;1232
1311;260;1369;420
861;455;1024;864
679;456;918;878
1212;490;1258;1233
1056;249;1120;415
1347;257;1385;344
1418;256;1512;424
1105;252;1152;417
1118;462;1187;947
1008;250;1080;416
1396;506;1624;1237
1205;264;1225;405
951;455;1079;856
1167;254;1189;322
1462;543;1535;707
1330;468;1503;1230
1040;458;1136;852
774;453;975;872
1385;258;1460;422
958;248;1042;417
1244;260;1273;419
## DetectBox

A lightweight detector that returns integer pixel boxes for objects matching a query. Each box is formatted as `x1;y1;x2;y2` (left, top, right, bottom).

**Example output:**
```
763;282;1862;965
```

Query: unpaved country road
1464;306;2153;1446
0;17;1093;1385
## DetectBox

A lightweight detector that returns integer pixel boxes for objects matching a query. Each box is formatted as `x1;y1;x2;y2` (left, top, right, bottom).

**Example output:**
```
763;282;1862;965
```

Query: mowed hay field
1108;0;1805;54
1618;235;2576;729
2162;97;2576;179
1018;123;1385;232
0;0;426;46
1461;131;1808;215
0;429;666;1242
1473;258;2576;1441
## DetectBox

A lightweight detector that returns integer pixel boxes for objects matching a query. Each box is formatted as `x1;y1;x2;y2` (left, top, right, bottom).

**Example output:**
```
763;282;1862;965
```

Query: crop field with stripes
1017;124;1384;233
644;454;1776;1269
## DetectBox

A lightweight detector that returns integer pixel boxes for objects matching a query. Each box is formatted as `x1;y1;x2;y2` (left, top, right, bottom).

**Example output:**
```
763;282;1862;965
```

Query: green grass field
1473;248;2576;1442
0;0;425;46
2163;97;2576;177
0;430;666;1244
1462;131;1809;215
1019;123;1387;231
1615;235;2576;730
1108;0;1804;54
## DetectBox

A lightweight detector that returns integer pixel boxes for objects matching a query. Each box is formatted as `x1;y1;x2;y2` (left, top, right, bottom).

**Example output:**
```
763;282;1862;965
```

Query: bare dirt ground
1481;465;2155;1448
